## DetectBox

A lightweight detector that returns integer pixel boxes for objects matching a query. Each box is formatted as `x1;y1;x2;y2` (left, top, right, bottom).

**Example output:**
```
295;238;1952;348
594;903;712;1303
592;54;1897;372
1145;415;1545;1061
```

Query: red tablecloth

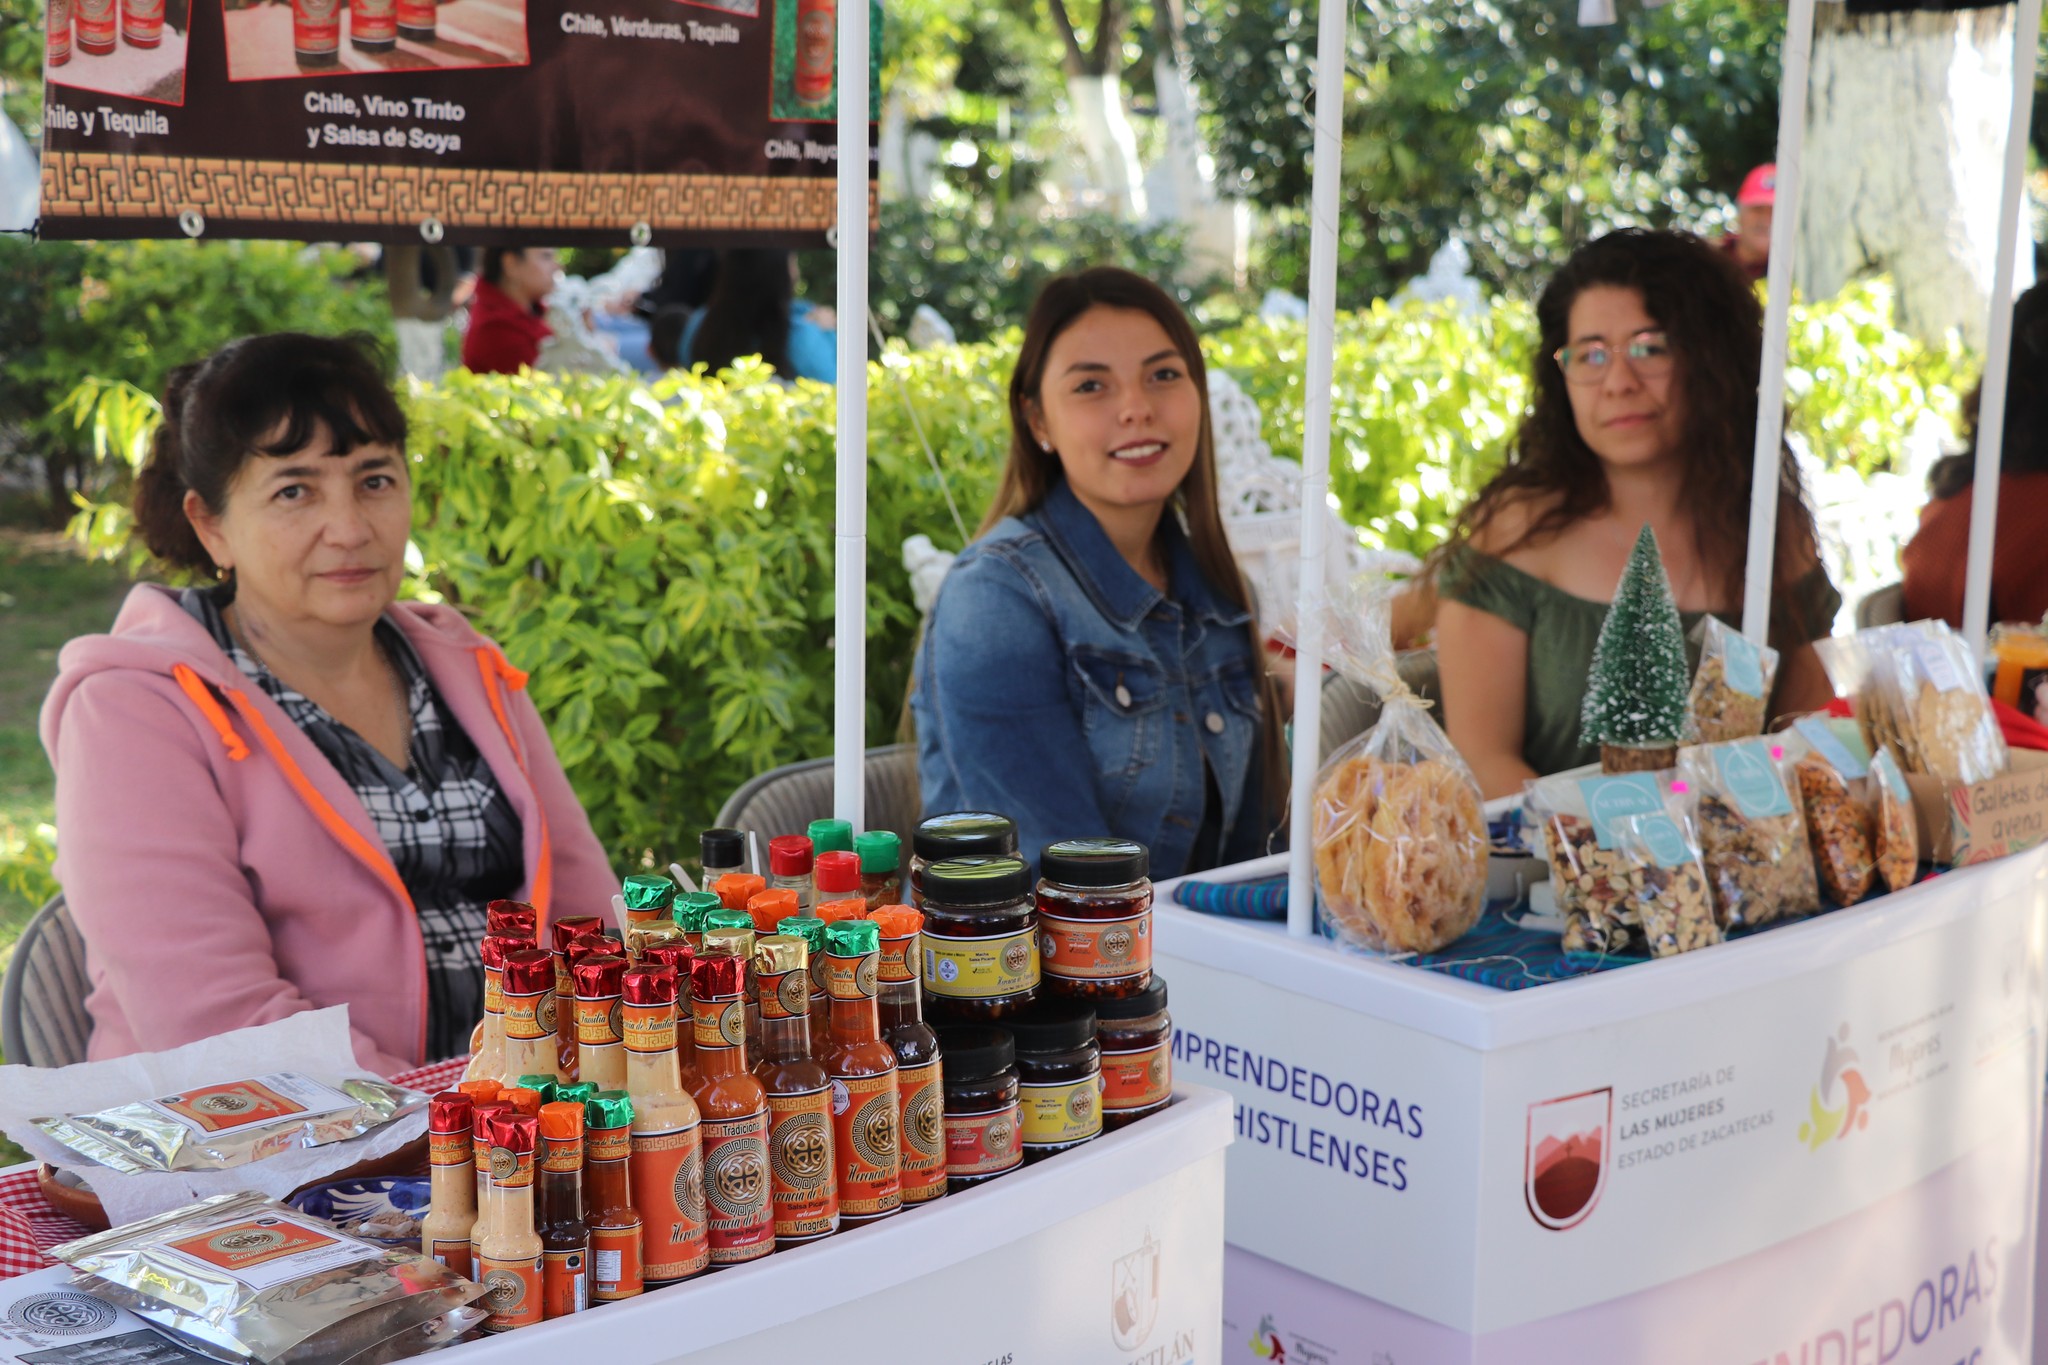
0;1056;469;1278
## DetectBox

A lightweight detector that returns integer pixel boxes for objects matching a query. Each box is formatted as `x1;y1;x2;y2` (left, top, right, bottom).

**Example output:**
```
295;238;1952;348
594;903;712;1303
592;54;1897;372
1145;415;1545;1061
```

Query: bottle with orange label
475;1110;544;1332
620;964;709;1285
502;949;563;1084
872;905;945;1207
488;900;539;943
622;875;677;938
583;1091;644;1301
469;1099;513;1266
640;943;702;1094
467;934;526;1084
703;924;760;1058
421;1091;476;1277
820;919;901;1225
536;1101;590;1318
551;917;606;1078
751;934;838;1246
688;952;777;1265
574;952;630;1093
779;916;829;1015
673;891;722;953
1096;977;1172;1130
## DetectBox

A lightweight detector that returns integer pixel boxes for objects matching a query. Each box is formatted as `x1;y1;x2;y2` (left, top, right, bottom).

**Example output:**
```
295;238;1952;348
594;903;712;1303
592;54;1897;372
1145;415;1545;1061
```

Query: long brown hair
1431;228;1821;649
995;266;1286;822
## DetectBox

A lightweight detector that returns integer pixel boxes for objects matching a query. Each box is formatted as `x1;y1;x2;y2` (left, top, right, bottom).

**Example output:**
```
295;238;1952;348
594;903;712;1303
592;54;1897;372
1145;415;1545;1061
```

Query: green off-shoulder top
1438;546;1843;778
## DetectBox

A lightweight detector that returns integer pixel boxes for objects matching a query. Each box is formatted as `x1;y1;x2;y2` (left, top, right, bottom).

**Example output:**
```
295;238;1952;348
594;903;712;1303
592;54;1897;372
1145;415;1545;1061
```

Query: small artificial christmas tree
1581;524;1690;774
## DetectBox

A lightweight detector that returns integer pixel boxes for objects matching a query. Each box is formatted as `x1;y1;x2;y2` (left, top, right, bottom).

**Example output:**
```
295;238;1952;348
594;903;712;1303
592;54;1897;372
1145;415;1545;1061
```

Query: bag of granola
1607;800;1721;957
1791;744;1876;906
1677;734;1821;927
1310;578;1488;953
1684;616;1779;745
1522;767;1676;955
1869;747;1920;892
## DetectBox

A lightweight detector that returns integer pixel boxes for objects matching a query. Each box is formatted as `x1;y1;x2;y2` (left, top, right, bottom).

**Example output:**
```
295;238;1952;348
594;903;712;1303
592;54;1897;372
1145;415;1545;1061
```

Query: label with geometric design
477;1254;543;1332
765;1085;837;1242
1019;1070;1103;1146
620;1000;676;1054
502;989;550;1042
829;1070;901;1219
627;1123;707;1282
923;927;1040;1001
894;1060;946;1204
701;1110;775;1264
1037;910;1151;984
1101;1039;1173;1112
162;1217;373;1292
945;1102;1023;1179
692;996;748;1053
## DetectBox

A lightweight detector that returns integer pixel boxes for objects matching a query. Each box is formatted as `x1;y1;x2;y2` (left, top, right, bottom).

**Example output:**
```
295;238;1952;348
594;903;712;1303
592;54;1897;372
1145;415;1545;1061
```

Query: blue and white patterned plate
288;1176;431;1250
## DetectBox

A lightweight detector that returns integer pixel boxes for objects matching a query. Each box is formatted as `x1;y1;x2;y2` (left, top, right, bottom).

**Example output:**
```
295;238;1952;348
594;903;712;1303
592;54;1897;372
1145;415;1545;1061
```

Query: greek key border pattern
41;152;845;231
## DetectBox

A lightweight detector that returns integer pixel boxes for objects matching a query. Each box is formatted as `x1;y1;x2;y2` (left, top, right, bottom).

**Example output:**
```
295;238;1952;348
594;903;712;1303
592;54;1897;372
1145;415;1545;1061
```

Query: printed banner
37;0;877;242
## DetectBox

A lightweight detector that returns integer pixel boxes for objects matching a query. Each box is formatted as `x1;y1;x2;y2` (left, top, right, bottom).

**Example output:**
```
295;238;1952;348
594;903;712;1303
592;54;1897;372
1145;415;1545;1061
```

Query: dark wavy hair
1429;228;1821;648
1928;283;2048;500
689;249;795;378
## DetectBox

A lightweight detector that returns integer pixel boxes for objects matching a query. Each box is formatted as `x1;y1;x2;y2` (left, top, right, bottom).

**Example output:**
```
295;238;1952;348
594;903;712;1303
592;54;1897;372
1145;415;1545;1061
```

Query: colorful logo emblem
1110;1231;1160;1351
1524;1087;1611;1231
1799;1023;1873;1151
1248;1312;1286;1362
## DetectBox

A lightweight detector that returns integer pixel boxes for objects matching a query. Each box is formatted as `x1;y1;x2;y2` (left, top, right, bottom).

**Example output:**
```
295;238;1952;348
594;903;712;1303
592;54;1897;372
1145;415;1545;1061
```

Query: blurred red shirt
1900;472;2048;628
461;278;552;374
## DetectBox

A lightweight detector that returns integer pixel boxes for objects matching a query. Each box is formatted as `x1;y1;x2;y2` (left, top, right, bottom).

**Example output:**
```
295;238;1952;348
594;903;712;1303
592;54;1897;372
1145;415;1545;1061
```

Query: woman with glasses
1429;229;1839;797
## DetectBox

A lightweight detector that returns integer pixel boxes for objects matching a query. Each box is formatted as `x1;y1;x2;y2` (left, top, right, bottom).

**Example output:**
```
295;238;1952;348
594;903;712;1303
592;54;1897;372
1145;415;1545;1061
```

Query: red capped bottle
475;1111;543;1332
620;962;709;1285
689;951;776;1265
751;933;839;1246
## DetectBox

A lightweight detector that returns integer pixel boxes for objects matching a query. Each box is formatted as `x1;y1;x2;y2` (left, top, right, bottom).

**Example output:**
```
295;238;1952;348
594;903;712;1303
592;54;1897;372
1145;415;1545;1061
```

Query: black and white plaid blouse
184;586;524;1061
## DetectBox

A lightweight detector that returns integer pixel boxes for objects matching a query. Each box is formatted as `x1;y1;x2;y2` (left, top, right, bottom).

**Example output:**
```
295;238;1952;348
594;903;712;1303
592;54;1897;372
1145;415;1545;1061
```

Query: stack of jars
913;815;1173;1191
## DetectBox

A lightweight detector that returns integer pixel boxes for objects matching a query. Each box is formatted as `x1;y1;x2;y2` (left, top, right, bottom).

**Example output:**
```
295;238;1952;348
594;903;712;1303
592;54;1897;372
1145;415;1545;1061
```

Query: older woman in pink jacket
41;332;616;1076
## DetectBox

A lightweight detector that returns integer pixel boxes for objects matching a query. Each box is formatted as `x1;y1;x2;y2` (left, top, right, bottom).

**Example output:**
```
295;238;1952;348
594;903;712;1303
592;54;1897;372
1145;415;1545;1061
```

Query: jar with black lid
910;811;1018;897
1096;976;1171;1130
1008;1000;1102;1162
934;1025;1022;1190
1037;837;1153;999
919;855;1040;1026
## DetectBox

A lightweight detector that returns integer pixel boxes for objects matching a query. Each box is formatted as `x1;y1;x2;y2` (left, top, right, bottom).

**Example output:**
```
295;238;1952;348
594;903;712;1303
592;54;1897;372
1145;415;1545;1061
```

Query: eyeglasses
1553;330;1673;385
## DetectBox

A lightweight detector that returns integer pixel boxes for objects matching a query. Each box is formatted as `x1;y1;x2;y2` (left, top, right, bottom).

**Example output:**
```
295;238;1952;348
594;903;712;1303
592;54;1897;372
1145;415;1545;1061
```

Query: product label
1630;813;1693;870
701;1110;774;1263
1872;746;1908;796
540;1134;583;1175
621;1000;677;1054
1020;1070;1103;1146
765;1085;837;1241
120;0;162;42
1794;715;1871;779
488;1145;535;1190
1722;629;1765;697
1911;637;1965;693
945;1103;1022;1178
74;0;113;44
692;996;747;1053
541;1247;587;1318
586;1123;631;1164
829;1070;901;1217
163;1216;374;1291
478;1254;543;1331
397;0;433;30
895;1060;945;1203
1037;910;1152;983
575;994;624;1047
537;992;561;1040
293;0;339;53
877;934;919;984
1102;1039;1173;1112
825;950;879;1001
1576;773;1665;849
809;952;829;1002
588;1224;643;1301
428;1128;470;1168
483;967;504;1016
1715;739;1794;820
147;1073;350;1137
428;1238;472;1279
502;990;550;1042
629;1123;708;1281
758;967;810;1022
922;927;1040;1000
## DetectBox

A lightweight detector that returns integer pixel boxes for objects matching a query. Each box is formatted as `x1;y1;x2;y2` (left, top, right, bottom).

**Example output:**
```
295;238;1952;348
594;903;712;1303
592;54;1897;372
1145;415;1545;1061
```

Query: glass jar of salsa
1036;837;1152;999
910;812;1017;899
1095;976;1170;1130
919;856;1039;1026
1008;1000;1102;1163
934;1025;1021;1190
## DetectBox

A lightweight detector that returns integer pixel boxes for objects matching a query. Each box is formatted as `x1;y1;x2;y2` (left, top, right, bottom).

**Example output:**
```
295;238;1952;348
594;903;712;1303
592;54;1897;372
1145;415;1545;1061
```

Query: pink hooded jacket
40;584;618;1076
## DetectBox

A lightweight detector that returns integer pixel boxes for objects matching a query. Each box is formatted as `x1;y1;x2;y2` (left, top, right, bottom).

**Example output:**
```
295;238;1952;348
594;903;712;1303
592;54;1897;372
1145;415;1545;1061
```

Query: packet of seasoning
1683;616;1778;745
52;1191;486;1365
34;1074;425;1175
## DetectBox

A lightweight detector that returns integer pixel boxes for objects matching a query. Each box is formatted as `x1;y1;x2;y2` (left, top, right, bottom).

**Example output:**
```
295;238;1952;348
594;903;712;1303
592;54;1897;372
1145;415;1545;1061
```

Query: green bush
48;283;1964;878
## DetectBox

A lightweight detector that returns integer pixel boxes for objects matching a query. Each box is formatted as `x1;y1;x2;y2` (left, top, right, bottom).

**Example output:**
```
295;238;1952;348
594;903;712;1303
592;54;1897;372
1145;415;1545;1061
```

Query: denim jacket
912;479;1281;878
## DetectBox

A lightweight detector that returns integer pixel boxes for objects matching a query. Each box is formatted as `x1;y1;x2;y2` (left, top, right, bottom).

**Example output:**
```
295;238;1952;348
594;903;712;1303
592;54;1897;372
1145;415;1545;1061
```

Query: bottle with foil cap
779;915;829;1015
807;818;854;857
713;872;767;915
583;1091;645;1301
872;905;944;1206
701;828;747;886
475;1110;544;1331
513;1076;559;1104
551;917;606;1077
627;922;685;962
487;899;539;943
910;811;1018;896
641;943;703;1093
536;1101;589;1318
820;919;901;1225
815;850;863;911
620;965;709;1284
502;949;563;1084
918;856;1040;1026
621;875;677;935
673;891;722;951
746;887;800;936
768;834;816;914
466;933;528;1084
688;953;776;1264
468;1099;513;1266
704;924;761;1057
573;952;630;1093
856;830;903;911
422;1091;476;1277
751;934;838;1246
816;899;867;928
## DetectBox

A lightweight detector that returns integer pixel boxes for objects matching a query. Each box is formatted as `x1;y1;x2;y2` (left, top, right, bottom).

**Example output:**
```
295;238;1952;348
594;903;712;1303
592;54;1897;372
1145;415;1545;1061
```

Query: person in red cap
1718;164;1775;283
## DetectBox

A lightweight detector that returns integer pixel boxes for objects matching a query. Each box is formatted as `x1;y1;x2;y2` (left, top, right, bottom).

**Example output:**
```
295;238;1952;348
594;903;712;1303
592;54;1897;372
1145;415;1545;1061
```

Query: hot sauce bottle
673;892;722;952
73;0;113;55
396;0;432;42
502;949;563;1084
476;1111;544;1332
816;899;867;929
421;1091;475;1277
641;943;702;1094
621;965;709;1285
574;953;630;1094
747;888;799;936
47;0;72;67
688;953;776;1265
468;934;526;1084
815;850;862;913
120;0;161;50
704;924;760;1058
768;835;816;915
779;916;829;1016
751;934;838;1247
348;0;393;51
820;919;901;1225
468;1100;511;1268
622;875;677;937
713;873;766;916
792;0;836;109
551;917;605;1077
872;906;945;1207
582;1092;644;1301
488;900;538;943
536;1102;589;1318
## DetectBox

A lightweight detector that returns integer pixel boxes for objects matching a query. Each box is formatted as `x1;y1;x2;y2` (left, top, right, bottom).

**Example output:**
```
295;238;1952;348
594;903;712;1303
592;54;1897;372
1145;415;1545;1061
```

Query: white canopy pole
1961;0;2044;660
1283;0;1349;939
1740;0;1816;644
833;0;871;828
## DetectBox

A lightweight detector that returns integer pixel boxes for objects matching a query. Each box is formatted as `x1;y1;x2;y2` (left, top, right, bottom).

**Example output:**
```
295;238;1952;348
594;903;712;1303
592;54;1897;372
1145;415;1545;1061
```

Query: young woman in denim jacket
911;267;1286;877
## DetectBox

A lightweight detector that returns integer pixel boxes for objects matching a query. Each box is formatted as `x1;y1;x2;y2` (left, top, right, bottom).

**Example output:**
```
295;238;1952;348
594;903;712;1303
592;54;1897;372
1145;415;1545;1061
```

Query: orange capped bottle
714;872;766;914
574;953;630;1093
583;1091;644;1301
752;934;838;1246
747;888;800;936
475;1110;544;1332
689;952;776;1265
421;1091;476;1277
621;964;709;1284
873;905;945;1207
821;919;901;1225
501;949;563;1084
537;1101;590;1318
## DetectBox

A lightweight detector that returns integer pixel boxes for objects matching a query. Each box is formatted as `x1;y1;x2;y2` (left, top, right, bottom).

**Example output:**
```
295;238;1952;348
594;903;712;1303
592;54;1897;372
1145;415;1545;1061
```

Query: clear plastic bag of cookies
1521;767;1677;956
1676;735;1820;927
1684;616;1779;746
1607;802;1721;957
1309;578;1488;954
1869;747;1920;892
1790;743;1876;905
1889;621;2008;786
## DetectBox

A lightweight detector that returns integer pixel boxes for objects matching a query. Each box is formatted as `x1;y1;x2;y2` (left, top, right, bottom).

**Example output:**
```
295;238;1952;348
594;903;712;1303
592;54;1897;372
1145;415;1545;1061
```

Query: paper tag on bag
1714;740;1794;820
1577;773;1665;849
1722;631;1764;698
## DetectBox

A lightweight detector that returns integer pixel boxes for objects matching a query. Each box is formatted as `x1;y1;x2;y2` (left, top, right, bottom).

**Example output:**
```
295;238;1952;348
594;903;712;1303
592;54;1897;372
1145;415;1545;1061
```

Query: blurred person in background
462;246;557;374
1717;164;1775;284
681;248;837;383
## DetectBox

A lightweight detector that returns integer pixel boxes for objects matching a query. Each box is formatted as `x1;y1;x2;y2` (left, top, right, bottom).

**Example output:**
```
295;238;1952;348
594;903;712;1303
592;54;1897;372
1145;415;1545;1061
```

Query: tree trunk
1144;0;1245;282
1801;5;2033;347
1065;71;1149;218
